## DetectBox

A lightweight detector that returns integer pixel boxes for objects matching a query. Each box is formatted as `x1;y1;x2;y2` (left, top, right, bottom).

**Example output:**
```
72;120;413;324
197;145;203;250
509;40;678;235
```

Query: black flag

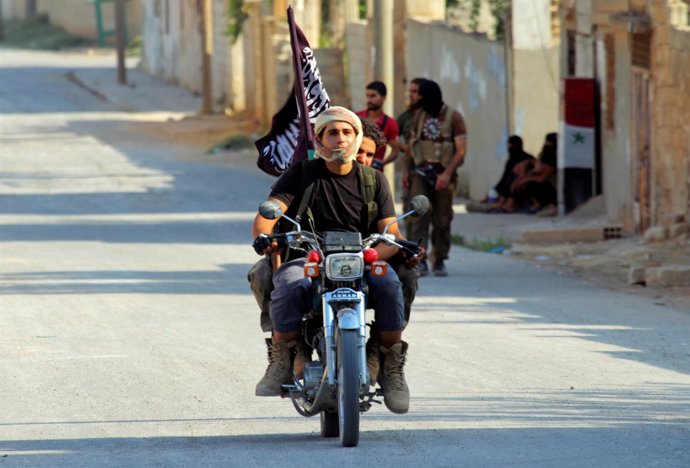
254;7;330;176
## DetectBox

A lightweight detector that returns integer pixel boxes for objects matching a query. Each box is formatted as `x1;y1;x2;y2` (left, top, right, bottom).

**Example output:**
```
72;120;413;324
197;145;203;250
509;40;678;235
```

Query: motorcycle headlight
325;253;364;281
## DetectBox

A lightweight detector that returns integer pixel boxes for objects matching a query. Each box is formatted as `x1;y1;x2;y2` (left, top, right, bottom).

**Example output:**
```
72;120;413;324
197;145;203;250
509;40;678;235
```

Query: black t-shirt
270;160;396;236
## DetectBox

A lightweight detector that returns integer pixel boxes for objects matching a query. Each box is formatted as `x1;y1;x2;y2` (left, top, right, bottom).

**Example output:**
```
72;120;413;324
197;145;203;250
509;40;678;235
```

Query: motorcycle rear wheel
337;328;360;447
320;411;339;438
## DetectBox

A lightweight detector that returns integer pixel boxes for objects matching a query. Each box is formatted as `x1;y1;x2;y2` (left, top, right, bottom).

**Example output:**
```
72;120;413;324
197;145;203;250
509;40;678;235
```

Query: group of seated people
476;133;558;217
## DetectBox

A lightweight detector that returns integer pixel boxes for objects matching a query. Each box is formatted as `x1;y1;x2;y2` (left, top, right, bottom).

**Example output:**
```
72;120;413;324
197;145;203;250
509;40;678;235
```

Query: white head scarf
314;106;363;163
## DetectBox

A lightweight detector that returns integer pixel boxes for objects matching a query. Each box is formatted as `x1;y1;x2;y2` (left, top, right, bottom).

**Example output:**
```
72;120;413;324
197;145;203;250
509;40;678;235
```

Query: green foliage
209;134;254;154
319;33;334;48
488;0;510;41
448;0;511;40
469;0;480;32
226;0;248;44
358;0;367;19
452;233;511;253
126;34;143;57
319;0;332;48
1;14;89;50
451;234;467;246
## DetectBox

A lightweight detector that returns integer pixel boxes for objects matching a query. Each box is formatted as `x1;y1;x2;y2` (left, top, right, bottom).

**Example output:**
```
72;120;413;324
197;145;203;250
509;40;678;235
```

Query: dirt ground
510;235;690;312
125;115;260;153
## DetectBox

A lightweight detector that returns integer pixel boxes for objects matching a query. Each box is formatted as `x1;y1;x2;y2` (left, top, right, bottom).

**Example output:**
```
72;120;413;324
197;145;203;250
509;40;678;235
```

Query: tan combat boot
293;341;310;379
379;341;410;414
262;338;309;380
255;340;295;396
366;336;380;386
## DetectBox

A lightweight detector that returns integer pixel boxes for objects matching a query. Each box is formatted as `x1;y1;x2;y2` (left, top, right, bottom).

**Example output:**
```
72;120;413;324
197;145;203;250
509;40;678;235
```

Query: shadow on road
0;264;252;296
1;416;688;466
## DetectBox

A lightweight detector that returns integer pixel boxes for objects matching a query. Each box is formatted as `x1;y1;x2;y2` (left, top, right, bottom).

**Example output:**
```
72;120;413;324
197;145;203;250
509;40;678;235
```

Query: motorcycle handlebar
257;231;420;259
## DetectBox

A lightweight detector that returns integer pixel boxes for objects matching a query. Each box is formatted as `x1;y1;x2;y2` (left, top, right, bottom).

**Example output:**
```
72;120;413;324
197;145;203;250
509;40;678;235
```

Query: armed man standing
405;79;467;277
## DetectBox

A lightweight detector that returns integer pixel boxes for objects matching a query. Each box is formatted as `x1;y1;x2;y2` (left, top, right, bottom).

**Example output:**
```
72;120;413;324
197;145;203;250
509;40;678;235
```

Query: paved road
1;49;689;467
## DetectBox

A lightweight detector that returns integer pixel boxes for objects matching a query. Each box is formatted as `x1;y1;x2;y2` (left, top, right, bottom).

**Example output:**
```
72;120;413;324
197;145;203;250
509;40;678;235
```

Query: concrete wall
512;48;560;157
345;21;372;112
512;0;552;51
211;0;230;110
315;48;347;107
650;2;690;226
512;0;560;158
407;20;509;200
597;28;634;230
140;0;240;114
1;0;143;41
140;1;202;94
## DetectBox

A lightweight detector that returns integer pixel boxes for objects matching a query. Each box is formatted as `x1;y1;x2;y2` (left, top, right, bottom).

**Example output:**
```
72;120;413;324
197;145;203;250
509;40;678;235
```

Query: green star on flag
573;132;586;144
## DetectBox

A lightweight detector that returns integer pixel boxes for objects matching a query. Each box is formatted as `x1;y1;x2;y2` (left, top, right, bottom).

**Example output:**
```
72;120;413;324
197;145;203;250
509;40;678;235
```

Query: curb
65;71;135;112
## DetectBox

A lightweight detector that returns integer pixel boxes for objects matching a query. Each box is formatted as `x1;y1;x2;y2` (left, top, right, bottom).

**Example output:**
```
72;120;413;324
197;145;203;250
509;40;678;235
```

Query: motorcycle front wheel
337;328;360;447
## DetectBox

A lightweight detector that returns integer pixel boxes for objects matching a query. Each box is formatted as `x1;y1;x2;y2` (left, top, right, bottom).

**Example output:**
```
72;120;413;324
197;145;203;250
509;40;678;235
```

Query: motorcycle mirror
409;195;430;217
258;200;282;220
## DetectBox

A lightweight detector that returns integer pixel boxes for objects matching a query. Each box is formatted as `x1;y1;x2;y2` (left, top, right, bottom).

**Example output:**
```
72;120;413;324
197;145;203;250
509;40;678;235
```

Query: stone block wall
650;2;690;226
314;48;347;107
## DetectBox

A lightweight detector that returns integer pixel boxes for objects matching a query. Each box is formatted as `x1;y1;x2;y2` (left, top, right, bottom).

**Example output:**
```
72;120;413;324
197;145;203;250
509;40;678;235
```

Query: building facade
561;0;690;233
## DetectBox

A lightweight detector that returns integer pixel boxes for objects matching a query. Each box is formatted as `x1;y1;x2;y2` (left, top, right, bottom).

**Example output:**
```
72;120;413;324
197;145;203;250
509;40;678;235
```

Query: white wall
1;0;143;41
511;0;560;157
512;0;552;50
407;20;509;200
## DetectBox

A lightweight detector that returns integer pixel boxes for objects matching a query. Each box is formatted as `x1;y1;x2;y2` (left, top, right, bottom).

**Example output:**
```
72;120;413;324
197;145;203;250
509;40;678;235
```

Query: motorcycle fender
337;308;359;330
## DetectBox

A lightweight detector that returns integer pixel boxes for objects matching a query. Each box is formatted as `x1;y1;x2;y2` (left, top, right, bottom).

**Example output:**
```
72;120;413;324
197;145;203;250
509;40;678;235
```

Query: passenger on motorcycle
355;118;424;327
251;106;411;414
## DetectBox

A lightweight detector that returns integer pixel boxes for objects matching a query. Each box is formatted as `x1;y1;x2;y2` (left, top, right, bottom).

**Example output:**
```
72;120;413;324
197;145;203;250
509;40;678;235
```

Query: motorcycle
256;195;429;447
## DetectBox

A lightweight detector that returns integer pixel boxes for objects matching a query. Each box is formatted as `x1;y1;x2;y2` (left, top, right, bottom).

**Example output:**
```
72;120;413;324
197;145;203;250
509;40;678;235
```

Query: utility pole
200;0;214;114
115;0;127;85
373;0;395;195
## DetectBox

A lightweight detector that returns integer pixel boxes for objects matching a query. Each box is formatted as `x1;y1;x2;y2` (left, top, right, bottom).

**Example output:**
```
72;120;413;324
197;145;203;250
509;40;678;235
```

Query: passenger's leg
255;259;310;396
394;262;419;326
247;257;274;333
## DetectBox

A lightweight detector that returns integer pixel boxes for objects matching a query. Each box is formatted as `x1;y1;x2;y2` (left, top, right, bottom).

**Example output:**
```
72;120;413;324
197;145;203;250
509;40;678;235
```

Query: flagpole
287;6;315;156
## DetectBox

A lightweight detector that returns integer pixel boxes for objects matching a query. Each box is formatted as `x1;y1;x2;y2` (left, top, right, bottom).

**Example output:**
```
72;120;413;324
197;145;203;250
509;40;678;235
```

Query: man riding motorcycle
248;118;422;337
251;107;411;414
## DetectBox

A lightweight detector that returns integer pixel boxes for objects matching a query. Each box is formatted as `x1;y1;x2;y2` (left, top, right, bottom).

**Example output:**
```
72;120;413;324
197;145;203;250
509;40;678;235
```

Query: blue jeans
269;258;405;333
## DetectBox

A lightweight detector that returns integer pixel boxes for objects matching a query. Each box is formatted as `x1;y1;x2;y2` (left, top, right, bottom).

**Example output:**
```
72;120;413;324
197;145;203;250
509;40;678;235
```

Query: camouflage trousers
406;170;455;263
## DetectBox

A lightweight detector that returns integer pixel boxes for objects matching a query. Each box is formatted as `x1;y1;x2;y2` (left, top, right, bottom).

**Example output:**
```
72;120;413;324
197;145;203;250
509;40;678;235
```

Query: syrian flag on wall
254;7;331;176
560;78;595;169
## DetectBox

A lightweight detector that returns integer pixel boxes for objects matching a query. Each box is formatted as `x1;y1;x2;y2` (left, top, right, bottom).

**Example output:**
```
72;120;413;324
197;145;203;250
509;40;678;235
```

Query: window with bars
632;32;651;70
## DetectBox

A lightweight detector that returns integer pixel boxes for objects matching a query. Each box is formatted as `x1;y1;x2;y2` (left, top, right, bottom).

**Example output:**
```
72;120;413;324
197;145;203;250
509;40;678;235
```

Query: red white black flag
254;7;331;176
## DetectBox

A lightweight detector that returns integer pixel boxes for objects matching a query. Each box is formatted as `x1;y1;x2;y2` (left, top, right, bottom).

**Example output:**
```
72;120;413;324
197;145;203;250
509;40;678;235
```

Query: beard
367;102;382;111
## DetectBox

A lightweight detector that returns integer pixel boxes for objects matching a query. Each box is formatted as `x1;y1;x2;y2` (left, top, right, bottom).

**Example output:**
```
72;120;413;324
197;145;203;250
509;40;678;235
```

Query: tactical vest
410;105;455;167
